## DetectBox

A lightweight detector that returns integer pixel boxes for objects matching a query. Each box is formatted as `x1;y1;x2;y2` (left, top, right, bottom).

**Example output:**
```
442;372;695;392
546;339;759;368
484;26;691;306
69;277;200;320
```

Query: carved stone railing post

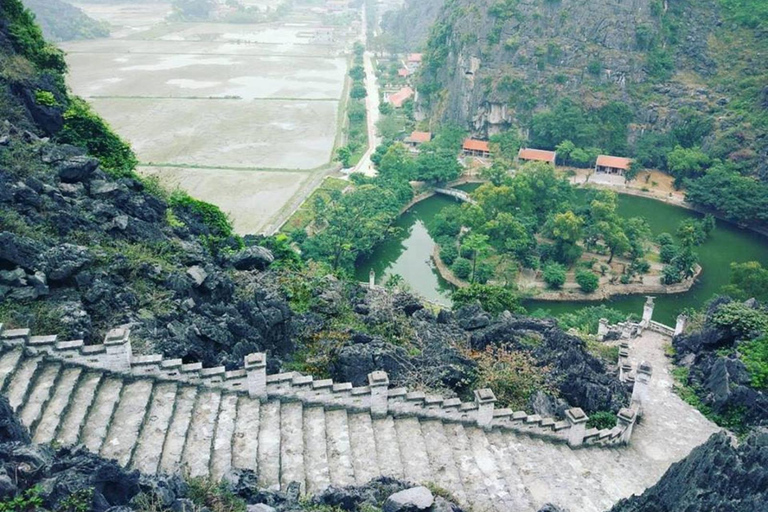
474;388;497;428
565;408;589;447
674;314;688;336
631;361;653;415
616;407;637;444
368;371;389;418
641;296;655;328
245;353;267;399
598;318;609;338
369;270;375;288
104;327;131;372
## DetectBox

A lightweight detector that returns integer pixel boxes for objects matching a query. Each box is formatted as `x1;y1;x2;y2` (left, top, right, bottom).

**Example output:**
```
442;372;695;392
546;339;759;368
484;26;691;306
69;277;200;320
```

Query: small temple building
518;148;557;165
595;155;633;176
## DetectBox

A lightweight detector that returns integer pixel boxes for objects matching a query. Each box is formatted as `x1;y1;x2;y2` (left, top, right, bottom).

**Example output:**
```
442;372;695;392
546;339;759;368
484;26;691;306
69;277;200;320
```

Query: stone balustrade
0;322;641;448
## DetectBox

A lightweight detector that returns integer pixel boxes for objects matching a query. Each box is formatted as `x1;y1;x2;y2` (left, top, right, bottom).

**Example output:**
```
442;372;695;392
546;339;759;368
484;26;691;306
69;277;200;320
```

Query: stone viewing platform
0;298;718;511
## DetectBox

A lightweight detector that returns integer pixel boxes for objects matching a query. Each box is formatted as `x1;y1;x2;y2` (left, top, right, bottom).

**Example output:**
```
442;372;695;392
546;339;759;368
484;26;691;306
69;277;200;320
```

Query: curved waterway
356;187;768;326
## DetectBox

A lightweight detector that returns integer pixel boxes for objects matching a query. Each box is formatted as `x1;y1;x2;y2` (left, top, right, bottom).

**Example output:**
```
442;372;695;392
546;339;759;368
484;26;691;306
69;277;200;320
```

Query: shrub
740;335;768;389
452;284;525;315
469;346;556;410
575;270;599;293
187;478;246;512
542;262;566;289
0;485;43;512
34;90;56;106
474;262;494;284
587;411;617;430
659;244;678;264
439;244;458;266
452;258;472;279
558;305;630;334
58;97;138;176
169;190;234;240
710;302;768;338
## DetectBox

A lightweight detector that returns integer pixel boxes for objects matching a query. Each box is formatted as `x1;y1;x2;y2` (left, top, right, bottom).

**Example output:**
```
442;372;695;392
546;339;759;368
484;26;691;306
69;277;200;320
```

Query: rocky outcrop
609;431;768;512
673;298;768;429
381;0;445;51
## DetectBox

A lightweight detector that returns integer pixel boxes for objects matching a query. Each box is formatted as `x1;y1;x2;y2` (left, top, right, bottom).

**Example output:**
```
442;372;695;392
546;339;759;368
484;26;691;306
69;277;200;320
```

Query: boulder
41;144;86;164
246;505;276;512
0;395;30;444
43;244;92;282
56;156;100;183
231;246;275;271
383;486;434;512
0;268;27;286
186;266;208;287
0;232;42;270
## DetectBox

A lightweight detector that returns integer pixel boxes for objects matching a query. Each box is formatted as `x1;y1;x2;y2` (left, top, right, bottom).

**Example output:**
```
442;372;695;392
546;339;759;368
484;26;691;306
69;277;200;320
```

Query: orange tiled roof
596;155;632;170
406;131;432;143
407;53;423;63
463;139;491;152
518;148;556;163
388;87;414;108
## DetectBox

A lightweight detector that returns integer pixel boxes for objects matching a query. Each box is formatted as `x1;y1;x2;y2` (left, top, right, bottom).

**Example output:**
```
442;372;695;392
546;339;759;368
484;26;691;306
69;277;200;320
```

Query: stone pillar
565;408;589;447
631;361;653;414
674;314;688;336
368;370;389;417
104;327;132;372
369;270;375;288
616;407;637;444
597;318;609;338
641;296;656;327
474;388;497;428
245;353;267;399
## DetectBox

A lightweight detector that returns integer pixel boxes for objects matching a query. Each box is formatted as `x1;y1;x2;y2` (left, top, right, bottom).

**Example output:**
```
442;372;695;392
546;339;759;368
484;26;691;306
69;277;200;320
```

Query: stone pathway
0;328;718;512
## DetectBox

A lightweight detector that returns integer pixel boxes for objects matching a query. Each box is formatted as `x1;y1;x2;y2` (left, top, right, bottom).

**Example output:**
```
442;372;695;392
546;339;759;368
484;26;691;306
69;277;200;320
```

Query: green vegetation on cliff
21;0;109;42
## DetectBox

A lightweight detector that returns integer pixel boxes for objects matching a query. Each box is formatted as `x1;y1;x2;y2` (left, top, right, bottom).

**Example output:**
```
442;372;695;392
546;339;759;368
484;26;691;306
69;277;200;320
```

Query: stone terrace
0;312;718;512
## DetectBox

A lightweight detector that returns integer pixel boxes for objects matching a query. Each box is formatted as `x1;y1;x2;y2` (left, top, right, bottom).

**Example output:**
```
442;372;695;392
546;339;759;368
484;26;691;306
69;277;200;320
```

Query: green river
356;188;768;326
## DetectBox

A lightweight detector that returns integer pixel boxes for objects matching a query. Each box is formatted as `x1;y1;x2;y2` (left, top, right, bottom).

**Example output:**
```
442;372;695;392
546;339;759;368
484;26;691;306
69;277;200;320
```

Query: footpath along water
356;188;768;325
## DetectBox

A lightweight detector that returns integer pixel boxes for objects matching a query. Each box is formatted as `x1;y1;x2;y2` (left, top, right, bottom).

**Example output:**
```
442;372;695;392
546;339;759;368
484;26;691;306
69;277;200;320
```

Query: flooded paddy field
62;2;357;234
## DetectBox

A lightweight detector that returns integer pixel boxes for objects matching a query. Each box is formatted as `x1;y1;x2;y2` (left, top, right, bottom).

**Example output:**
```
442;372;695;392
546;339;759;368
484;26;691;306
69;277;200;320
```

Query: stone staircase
0;323;654;512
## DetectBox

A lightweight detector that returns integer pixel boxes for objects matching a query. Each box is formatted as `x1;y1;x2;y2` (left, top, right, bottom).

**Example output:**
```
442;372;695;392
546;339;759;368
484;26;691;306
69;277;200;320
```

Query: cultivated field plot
89;98;338;169
63;2;355;234
64;52;346;100
138;167;312;234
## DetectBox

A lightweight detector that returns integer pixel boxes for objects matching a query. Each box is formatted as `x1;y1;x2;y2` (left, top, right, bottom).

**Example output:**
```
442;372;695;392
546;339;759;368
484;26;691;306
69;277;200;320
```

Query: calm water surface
356;188;768;325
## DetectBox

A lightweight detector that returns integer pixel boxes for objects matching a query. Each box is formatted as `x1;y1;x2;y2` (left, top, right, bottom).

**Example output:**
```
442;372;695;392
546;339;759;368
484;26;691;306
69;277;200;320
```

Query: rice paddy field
61;2;359;234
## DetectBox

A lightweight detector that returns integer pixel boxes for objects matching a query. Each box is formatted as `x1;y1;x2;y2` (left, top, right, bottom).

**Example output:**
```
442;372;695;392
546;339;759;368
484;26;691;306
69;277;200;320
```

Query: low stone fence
0;322;645;449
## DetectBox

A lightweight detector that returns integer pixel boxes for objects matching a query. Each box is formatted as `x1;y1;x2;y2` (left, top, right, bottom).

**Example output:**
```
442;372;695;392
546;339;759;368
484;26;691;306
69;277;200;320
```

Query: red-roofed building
595;155;633;176
463;139;491;159
518;148;556;165
387;87;414;108
398;68;410;78
407;53;423;64
404;131;432;151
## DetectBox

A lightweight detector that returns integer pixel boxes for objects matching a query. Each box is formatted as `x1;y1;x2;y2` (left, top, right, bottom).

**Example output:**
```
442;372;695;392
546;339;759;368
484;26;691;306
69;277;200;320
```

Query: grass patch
281;177;349;232
585;338;620;363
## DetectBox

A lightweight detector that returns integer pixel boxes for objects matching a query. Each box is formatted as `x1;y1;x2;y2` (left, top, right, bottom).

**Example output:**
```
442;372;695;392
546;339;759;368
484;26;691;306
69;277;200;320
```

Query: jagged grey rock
383;486;434;512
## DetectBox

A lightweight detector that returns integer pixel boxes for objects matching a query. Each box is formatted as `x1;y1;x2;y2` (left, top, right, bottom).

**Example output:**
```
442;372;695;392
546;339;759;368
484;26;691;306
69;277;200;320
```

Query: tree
722;261;768;302
600;221;631;264
172;0;214;19
452;284;525;315
376;115;404;142
489;129;521;163
350;83;367;99
377;143;415;180
542;262;567;289
452;258;472;279
625;161;643;182
576;270;600;293
335;146;352;167
624;217;652;259
349;65;365;80
462;232;491;283
480;162;512;186
555;140;576;165
414;144;461;184
666;146;711;187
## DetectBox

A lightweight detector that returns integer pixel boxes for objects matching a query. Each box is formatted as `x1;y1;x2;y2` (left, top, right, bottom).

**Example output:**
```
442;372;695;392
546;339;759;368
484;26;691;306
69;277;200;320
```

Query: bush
58;97;138;176
452;258;472;279
710;302;768;338
659;243;678;264
740;335;768;389
475;262;494;284
558;305;630;334
575;270;599;293
587;411;617;430
439;244;458;266
34;90;56;106
169;190;234;241
542;262;566;289
452;284;525;315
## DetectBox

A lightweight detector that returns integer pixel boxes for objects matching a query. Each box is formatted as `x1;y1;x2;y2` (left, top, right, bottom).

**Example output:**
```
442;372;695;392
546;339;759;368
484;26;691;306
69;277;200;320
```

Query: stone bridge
434;188;477;205
0;301;717;512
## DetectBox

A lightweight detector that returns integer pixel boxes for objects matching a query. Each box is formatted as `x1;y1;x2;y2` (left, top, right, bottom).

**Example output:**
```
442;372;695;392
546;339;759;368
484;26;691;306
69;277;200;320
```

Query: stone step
371;416;404;480
279;401;305;492
231;396;260;472
257;400;281;490
347;412;380;486
80;377;124;454
131;382;178;474
303;406;331;495
466;426;519;511
445;423;497;512
19;362;61;430
0;348;23;391
56;372;103;446
33;366;83;444
485;430;535;511
420;420;467;505
394;417;433;485
181;389;221;478
324;408;356;487
101;380;154;466
211;393;239;482
159;385;198;474
5;355;43;412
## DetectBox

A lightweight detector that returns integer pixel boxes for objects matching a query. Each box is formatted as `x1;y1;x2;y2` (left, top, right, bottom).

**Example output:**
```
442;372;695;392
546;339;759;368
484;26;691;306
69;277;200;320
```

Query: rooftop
407;53;423;63
405;131;432;144
387;87;414;108
596;155;632;170
463;138;491;153
518;148;557;163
